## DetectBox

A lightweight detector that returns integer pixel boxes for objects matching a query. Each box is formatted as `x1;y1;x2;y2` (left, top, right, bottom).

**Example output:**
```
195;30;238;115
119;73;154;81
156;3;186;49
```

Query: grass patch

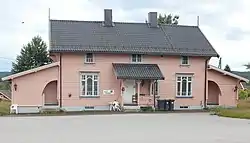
211;100;250;119
0;100;11;116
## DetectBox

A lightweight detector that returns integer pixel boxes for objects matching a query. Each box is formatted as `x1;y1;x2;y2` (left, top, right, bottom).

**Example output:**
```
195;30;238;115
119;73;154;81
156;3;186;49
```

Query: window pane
82;75;86;80
81;81;85;95
182;79;187;96
94;81;98;95
188;77;192;81
86;53;93;62
132;54;137;62
94;75;98;80
137;55;142;62
154;82;158;95
188;82;191;96
87;78;93;95
177;82;181;95
182;56;188;64
177;77;181;81
86;53;93;58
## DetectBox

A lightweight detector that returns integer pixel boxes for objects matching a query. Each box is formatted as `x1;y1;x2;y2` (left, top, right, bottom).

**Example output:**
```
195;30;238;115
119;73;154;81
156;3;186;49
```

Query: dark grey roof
49;20;219;57
112;63;165;80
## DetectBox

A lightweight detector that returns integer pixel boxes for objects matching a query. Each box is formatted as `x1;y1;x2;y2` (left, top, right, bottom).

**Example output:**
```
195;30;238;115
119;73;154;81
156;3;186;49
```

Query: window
176;75;192;97
85;53;94;63
151;81;159;95
80;73;99;96
181;56;189;65
131;54;142;63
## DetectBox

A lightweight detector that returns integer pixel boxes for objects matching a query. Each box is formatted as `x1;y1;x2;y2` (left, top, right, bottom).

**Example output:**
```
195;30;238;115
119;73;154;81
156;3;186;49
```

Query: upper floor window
132;54;142;63
181;56;189;65
85;53;94;63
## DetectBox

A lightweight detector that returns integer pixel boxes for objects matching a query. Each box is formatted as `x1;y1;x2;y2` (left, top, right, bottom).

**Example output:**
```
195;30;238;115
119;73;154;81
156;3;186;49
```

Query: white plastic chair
10;104;19;114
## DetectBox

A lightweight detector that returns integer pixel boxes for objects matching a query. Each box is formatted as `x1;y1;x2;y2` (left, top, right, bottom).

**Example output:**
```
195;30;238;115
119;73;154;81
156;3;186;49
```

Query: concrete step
40;106;60;113
123;106;140;112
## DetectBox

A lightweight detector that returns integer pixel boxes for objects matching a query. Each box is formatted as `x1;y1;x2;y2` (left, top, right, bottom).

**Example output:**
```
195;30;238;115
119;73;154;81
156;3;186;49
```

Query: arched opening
208;80;221;105
43;80;58;106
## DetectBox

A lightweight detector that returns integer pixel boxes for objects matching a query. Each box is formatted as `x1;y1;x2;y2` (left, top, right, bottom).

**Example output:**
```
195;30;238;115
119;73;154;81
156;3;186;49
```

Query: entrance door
123;80;135;104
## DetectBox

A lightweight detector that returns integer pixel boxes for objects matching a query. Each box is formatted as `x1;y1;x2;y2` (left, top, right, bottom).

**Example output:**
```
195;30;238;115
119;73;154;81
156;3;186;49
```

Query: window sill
80;96;100;98
175;96;193;98
84;62;95;64
131;62;143;64
180;64;190;67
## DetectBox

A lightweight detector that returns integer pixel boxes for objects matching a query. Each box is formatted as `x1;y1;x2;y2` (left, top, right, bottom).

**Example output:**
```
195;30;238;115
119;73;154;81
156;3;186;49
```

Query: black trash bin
167;99;175;111
157;99;169;111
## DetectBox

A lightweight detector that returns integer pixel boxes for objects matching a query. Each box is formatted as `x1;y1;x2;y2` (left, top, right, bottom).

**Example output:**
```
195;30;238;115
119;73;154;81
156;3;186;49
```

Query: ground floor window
176;75;192;97
80;72;99;96
151;80;159;95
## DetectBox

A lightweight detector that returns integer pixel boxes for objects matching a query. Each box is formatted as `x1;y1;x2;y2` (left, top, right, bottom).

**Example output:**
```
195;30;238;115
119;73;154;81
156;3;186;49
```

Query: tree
244;63;250;70
11;35;52;73
158;14;179;25
224;64;231;72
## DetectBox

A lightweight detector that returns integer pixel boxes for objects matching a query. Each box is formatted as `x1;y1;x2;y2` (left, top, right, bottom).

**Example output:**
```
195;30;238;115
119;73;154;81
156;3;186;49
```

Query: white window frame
181;56;189;65
176;75;193;97
131;54;142;63
151;80;159;96
85;53;94;63
80;72;99;97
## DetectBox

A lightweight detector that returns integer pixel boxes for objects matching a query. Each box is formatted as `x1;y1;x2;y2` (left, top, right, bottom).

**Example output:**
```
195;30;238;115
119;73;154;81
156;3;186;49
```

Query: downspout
153;80;157;110
59;53;62;109
204;58;209;109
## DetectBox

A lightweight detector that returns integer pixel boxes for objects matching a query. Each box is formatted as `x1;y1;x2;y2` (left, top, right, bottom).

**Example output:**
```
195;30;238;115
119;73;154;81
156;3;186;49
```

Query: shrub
140;106;154;112
238;89;249;100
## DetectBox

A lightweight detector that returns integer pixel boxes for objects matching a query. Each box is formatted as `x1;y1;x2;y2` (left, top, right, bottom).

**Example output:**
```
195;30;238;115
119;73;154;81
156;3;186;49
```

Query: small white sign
103;90;115;95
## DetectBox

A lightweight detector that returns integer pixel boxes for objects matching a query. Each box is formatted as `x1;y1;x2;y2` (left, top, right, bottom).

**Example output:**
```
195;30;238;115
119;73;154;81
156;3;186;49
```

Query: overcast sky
0;0;250;71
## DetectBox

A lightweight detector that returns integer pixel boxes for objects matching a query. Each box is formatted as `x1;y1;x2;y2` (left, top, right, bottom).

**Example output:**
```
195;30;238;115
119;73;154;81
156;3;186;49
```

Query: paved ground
0;113;250;143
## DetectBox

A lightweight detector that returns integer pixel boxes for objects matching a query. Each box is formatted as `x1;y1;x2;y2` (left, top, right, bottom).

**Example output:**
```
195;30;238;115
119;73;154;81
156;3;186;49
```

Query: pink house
2;9;249;113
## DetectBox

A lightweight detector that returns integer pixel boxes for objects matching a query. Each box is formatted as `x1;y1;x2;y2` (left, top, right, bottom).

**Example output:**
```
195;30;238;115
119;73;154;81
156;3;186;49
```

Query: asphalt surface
1;113;250;143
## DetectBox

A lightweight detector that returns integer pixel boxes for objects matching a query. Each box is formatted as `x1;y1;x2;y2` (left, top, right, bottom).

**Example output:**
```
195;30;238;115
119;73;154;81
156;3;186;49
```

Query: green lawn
0;101;11;116
211;100;250;119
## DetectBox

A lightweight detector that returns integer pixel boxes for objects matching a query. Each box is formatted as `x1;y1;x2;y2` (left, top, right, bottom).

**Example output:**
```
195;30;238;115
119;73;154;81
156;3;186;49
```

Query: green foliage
0;81;11;90
244;63;250;70
140;106;154;112
224;64;231;72
11;35;52;74
238;89;250;100
215;108;250;119
0;101;11;116
158;14;179;25
210;100;250;119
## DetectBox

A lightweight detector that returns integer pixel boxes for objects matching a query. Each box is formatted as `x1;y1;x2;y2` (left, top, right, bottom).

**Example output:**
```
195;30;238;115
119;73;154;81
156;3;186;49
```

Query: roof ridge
50;19;197;27
160;24;198;28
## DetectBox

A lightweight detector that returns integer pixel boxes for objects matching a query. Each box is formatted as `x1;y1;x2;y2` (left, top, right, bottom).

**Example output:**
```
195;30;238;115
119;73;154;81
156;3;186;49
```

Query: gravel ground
1;113;250;143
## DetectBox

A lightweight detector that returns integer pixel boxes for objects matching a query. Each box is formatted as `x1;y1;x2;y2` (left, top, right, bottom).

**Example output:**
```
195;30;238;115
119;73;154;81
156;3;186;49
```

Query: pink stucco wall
207;81;220;104
43;80;58;104
61;53;207;107
11;67;59;105
8;52;243;109
207;70;239;106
